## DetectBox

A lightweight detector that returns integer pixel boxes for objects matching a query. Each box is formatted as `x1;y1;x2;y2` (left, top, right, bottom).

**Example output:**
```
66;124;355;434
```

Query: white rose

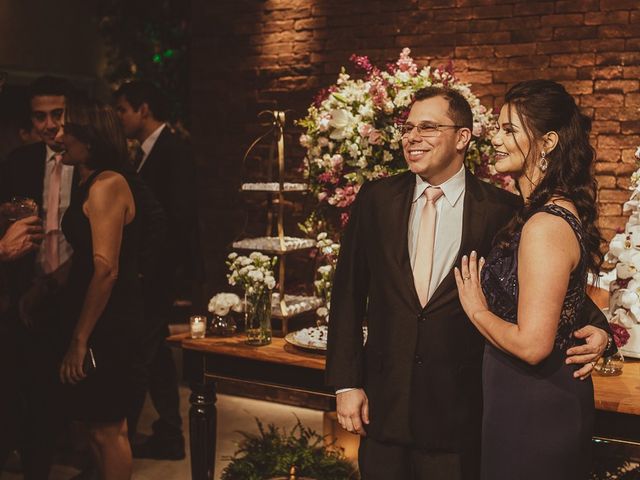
316;307;329;317
228;252;238;260
248;270;264;282
265;276;276;290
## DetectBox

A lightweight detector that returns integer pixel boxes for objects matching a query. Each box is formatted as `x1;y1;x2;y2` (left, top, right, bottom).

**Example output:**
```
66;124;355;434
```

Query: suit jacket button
414;354;423;366
418;312;427;322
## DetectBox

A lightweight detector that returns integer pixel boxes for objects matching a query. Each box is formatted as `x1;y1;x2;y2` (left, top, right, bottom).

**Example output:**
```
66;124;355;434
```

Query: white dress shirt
36;145;74;273
136;123;166;172
408;165;466;299
336;166;466;395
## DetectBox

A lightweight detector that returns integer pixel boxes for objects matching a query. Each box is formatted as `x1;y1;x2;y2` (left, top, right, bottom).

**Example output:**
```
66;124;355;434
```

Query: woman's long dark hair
494;79;604;276
64;94;133;173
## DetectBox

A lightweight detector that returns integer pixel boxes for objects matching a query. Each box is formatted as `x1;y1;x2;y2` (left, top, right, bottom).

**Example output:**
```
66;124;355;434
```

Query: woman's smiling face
492;103;535;177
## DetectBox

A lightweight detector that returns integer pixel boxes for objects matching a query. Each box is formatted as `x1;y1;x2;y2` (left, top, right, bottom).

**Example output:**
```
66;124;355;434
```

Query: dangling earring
538;150;548;172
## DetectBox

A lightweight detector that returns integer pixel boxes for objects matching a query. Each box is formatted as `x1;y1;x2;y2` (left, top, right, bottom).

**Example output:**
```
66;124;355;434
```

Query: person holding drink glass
0;201;43;262
0;75;76;478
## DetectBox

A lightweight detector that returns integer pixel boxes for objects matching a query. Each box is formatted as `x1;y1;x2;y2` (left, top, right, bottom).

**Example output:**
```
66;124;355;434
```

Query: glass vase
209;314;237;337
594;350;624;376
245;290;272;346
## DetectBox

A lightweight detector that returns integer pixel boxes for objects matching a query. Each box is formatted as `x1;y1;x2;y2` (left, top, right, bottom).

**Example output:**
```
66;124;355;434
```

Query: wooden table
168;334;332;480
170;333;640;480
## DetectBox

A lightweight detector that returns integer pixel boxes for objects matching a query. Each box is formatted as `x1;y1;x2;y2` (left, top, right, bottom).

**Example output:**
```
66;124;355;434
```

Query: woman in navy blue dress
455;80;604;480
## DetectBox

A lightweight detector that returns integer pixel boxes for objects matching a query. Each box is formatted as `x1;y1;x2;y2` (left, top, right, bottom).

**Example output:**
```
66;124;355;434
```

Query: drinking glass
8;196;39;221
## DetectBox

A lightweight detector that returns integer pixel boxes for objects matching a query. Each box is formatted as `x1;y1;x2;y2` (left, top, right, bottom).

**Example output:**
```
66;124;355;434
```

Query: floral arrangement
208;292;242;317
631;145;640;189
298;48;513;232
314;233;340;321
227;252;277;296
603;144;640;355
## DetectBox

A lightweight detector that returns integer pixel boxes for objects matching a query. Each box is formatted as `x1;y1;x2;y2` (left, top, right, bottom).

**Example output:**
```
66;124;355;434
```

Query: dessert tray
232;236;316;253
241;182;308;192
285;325;368;353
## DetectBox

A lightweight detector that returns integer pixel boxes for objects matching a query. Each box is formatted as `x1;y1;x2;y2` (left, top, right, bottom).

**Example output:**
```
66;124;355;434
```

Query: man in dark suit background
114;81;199;459
326;87;611;480
0;76;75;478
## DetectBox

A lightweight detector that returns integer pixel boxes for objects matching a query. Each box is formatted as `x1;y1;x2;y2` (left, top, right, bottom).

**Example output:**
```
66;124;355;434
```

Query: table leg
189;380;217;480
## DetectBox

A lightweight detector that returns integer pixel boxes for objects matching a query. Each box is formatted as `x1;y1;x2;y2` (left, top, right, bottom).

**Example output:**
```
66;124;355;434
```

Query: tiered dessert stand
235;110;322;335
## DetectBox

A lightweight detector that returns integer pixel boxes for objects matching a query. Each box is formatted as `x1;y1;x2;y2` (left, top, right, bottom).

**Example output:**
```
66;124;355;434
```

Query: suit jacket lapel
140;126;169;176
388;172;422;306
426;170;488;312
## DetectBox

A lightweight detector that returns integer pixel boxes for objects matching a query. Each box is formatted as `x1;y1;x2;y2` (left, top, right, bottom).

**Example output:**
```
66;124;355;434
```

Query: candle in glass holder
189;315;207;339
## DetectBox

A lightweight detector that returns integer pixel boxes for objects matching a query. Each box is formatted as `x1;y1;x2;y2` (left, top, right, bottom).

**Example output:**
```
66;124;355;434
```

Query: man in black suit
114;81;199;459
0;76;75;478
326;87;611;480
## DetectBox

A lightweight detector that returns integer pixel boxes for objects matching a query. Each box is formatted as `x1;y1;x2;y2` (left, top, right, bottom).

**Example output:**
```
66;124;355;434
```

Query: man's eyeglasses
399;121;464;138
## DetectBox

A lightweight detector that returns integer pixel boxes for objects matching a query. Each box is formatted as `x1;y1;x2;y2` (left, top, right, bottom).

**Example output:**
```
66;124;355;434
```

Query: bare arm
456;212;580;365
60;172;135;384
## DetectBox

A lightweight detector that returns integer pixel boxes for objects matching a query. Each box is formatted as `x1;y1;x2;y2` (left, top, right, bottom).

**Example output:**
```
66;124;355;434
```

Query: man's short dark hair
28;76;73;102
413;86;473;132
114;81;169;122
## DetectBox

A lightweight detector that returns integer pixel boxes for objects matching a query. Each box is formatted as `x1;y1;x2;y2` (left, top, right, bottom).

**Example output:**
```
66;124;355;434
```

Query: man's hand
336;388;369;436
566;325;609;380
0;216;44;261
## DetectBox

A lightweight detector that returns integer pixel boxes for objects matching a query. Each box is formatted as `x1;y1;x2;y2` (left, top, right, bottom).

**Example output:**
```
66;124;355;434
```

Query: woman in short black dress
56;96;142;480
456;80;604;479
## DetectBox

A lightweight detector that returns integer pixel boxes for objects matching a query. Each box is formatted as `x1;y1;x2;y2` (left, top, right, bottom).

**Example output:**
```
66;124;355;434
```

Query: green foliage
97;0;190;125
221;418;359;480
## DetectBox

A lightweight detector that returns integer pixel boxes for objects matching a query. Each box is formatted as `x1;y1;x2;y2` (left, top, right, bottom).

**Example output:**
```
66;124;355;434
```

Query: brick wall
191;0;640;291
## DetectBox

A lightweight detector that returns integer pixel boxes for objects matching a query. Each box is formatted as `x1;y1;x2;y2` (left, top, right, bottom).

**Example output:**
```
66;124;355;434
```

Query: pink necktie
413;186;444;307
44;154;62;273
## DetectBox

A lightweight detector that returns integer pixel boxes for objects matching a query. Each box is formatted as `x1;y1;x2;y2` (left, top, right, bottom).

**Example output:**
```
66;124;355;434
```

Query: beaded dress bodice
480;204;588;350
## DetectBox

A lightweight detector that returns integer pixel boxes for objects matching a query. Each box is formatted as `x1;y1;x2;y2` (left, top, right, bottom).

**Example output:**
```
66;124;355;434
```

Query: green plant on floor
590;440;640;480
221;418;359;480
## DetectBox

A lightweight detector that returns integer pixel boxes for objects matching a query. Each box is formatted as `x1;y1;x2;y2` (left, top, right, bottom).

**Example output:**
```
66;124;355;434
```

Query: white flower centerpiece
227;252;277;345
207;292;242;336
298;48;513;233
604;144;640;360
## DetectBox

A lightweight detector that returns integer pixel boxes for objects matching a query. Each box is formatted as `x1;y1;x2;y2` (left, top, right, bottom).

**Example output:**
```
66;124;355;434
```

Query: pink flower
340;212;350;227
368;129;383;145
318;191;328;202
313;86;337;108
358;124;373;137
369;79;389;109
350;54;373;74
330;154;344;169
610;322;630;348
396;47;418;76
